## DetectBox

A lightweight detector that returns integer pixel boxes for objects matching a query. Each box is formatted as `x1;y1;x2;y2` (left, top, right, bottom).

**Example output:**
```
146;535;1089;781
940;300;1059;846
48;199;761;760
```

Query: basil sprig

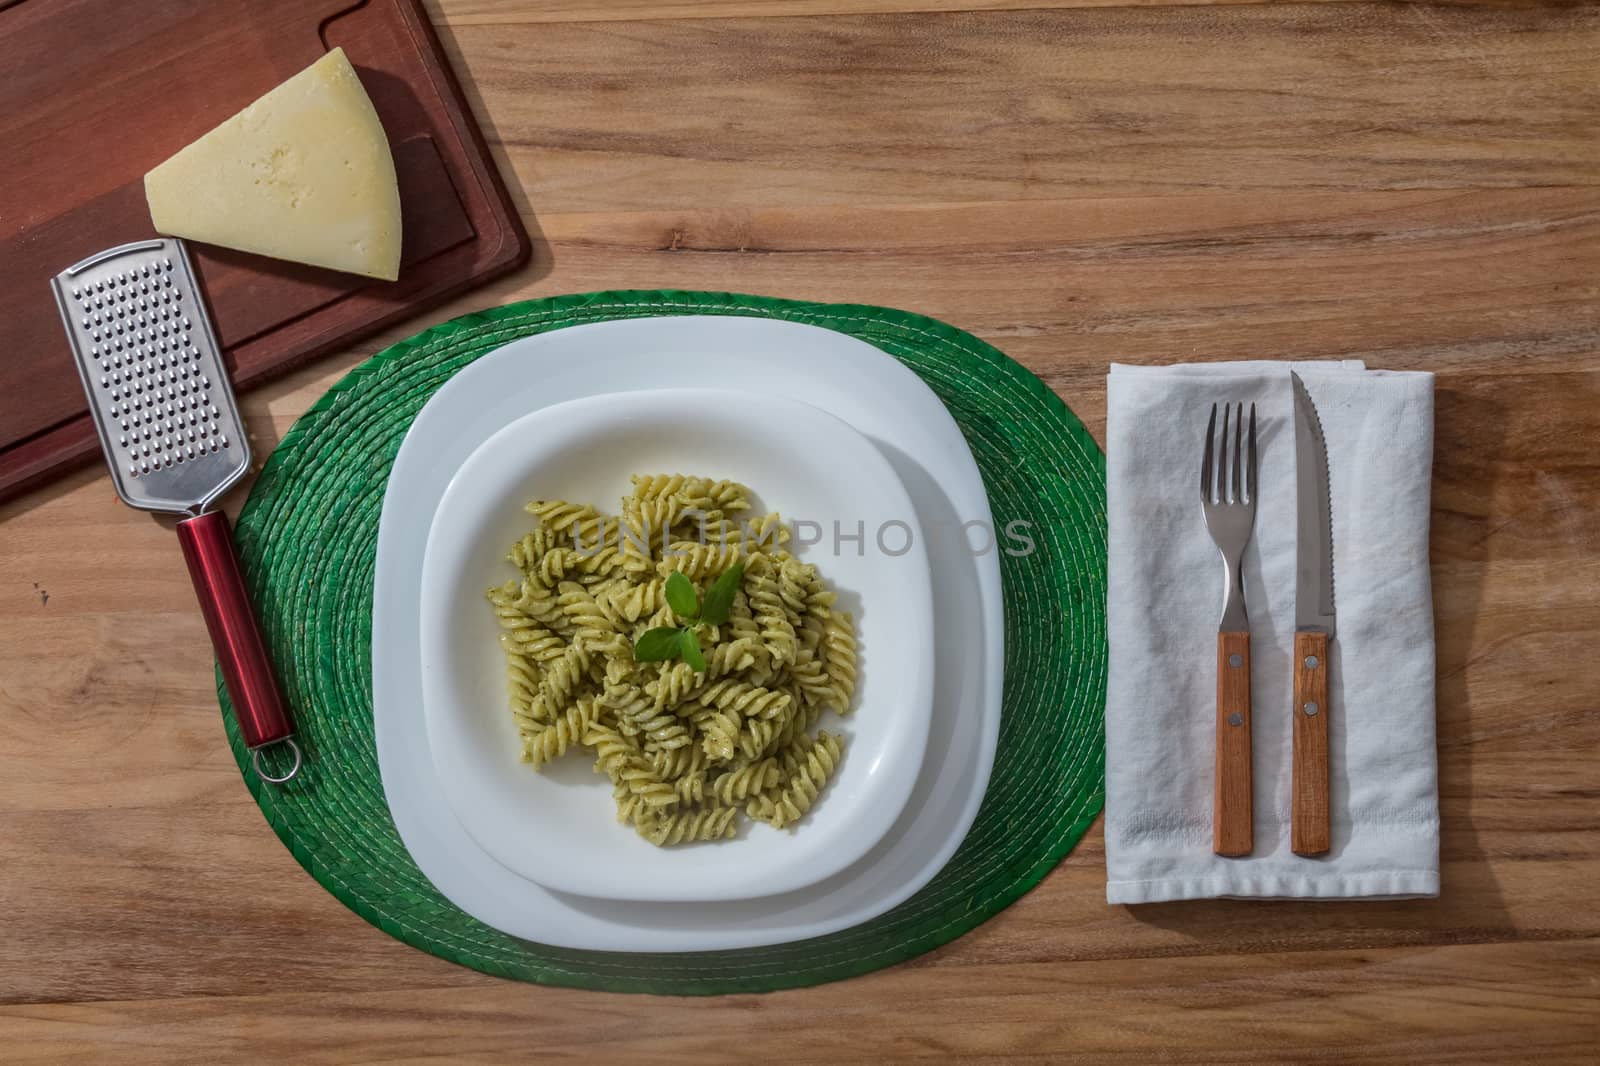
632;565;745;672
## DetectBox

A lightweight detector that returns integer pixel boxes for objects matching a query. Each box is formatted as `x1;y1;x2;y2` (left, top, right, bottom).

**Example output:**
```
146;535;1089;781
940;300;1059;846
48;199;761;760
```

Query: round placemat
223;290;1105;993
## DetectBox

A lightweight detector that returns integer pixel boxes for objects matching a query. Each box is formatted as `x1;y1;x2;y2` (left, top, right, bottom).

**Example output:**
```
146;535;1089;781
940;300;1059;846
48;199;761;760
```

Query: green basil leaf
634;626;685;662
679;627;707;672
698;564;745;627
664;571;700;620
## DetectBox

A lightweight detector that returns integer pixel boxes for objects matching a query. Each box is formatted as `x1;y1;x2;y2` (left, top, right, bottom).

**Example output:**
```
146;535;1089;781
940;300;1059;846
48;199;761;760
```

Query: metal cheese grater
51;239;300;783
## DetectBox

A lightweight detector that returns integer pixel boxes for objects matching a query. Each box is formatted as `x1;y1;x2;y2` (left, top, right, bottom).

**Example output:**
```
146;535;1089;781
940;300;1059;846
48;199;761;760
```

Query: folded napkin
1104;361;1439;903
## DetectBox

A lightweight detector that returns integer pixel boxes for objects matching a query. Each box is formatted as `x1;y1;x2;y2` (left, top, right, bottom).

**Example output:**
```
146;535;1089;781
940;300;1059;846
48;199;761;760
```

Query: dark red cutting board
0;0;530;503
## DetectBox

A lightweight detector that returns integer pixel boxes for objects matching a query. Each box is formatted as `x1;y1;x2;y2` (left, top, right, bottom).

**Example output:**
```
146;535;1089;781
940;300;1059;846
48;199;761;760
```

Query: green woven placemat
221;290;1105;994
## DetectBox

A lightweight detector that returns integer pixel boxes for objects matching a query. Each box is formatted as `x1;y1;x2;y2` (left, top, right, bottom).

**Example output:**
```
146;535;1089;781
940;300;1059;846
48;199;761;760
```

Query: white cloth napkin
1104;360;1439;903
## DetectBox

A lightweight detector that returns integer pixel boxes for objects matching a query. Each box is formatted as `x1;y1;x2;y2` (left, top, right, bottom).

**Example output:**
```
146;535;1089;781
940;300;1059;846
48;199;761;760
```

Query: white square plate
375;314;1002;951
420;387;933;900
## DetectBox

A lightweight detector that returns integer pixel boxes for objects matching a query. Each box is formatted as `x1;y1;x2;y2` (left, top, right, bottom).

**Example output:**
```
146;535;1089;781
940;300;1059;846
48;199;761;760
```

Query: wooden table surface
3;0;1597;1061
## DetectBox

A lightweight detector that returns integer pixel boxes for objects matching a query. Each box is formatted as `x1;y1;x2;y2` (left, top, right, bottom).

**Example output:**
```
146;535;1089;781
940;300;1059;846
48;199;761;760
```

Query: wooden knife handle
1214;630;1253;857
1293;630;1331;856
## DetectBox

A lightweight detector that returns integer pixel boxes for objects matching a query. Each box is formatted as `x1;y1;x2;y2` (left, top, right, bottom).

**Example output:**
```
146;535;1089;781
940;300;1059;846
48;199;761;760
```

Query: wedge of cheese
144;48;402;281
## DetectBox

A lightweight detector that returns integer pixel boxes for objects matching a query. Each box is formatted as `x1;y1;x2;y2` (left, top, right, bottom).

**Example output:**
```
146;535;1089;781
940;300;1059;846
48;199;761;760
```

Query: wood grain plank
422;0;1555;28
1433;370;1600;566
522;188;1600;390
434;4;1600;212
0;804;484;1005
1;803;1594;1004
2;941;1595;1064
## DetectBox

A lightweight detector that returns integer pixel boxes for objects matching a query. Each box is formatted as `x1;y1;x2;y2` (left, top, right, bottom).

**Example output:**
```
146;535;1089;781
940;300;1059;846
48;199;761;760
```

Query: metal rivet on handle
1228;653;1242;668
1304;702;1319;717
1304;655;1320;669
1228;712;1243;727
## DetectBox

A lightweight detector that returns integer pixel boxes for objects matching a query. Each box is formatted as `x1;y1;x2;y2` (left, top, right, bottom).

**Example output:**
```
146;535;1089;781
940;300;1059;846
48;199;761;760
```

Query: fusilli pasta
484;474;857;845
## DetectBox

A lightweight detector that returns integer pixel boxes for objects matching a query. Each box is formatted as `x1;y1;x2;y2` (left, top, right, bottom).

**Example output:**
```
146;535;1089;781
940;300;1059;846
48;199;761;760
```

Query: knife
1291;372;1336;856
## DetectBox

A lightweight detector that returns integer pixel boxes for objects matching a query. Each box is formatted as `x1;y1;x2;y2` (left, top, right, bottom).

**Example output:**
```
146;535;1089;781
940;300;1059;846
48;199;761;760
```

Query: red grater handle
177;511;300;783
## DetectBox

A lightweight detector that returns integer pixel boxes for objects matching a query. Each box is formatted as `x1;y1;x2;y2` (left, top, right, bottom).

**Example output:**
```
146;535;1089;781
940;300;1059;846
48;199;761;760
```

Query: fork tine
1201;403;1216;502
1247;403;1257;504
1231;403;1243;506
1220;403;1232;503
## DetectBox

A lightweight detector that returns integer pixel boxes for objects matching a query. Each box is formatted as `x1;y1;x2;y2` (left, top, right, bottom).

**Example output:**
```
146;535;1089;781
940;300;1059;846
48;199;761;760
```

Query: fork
1201;402;1258;857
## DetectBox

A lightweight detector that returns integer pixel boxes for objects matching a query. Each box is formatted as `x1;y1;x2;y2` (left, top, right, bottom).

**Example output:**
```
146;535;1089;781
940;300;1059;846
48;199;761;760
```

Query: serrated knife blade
1293;373;1336;636
1290;371;1334;856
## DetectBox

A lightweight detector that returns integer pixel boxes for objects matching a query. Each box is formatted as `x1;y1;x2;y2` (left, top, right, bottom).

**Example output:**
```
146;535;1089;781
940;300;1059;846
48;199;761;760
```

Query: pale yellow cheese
144;48;402;281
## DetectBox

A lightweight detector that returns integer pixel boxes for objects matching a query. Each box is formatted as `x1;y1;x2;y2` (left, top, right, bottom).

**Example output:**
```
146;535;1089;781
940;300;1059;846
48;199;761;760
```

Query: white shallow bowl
419;387;934;902
375;314;1003;951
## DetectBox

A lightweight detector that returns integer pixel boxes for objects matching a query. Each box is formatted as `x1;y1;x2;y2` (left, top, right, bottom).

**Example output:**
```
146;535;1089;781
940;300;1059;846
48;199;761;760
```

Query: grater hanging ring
252;737;303;784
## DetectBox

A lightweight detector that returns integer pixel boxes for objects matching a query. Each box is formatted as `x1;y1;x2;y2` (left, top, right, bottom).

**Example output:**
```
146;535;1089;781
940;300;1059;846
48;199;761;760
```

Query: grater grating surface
51;239;250;515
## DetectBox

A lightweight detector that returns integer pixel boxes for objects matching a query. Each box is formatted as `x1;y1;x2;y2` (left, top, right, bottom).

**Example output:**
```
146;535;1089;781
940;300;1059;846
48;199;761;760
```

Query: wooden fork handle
1292;630;1331;856
1214;630;1253;857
